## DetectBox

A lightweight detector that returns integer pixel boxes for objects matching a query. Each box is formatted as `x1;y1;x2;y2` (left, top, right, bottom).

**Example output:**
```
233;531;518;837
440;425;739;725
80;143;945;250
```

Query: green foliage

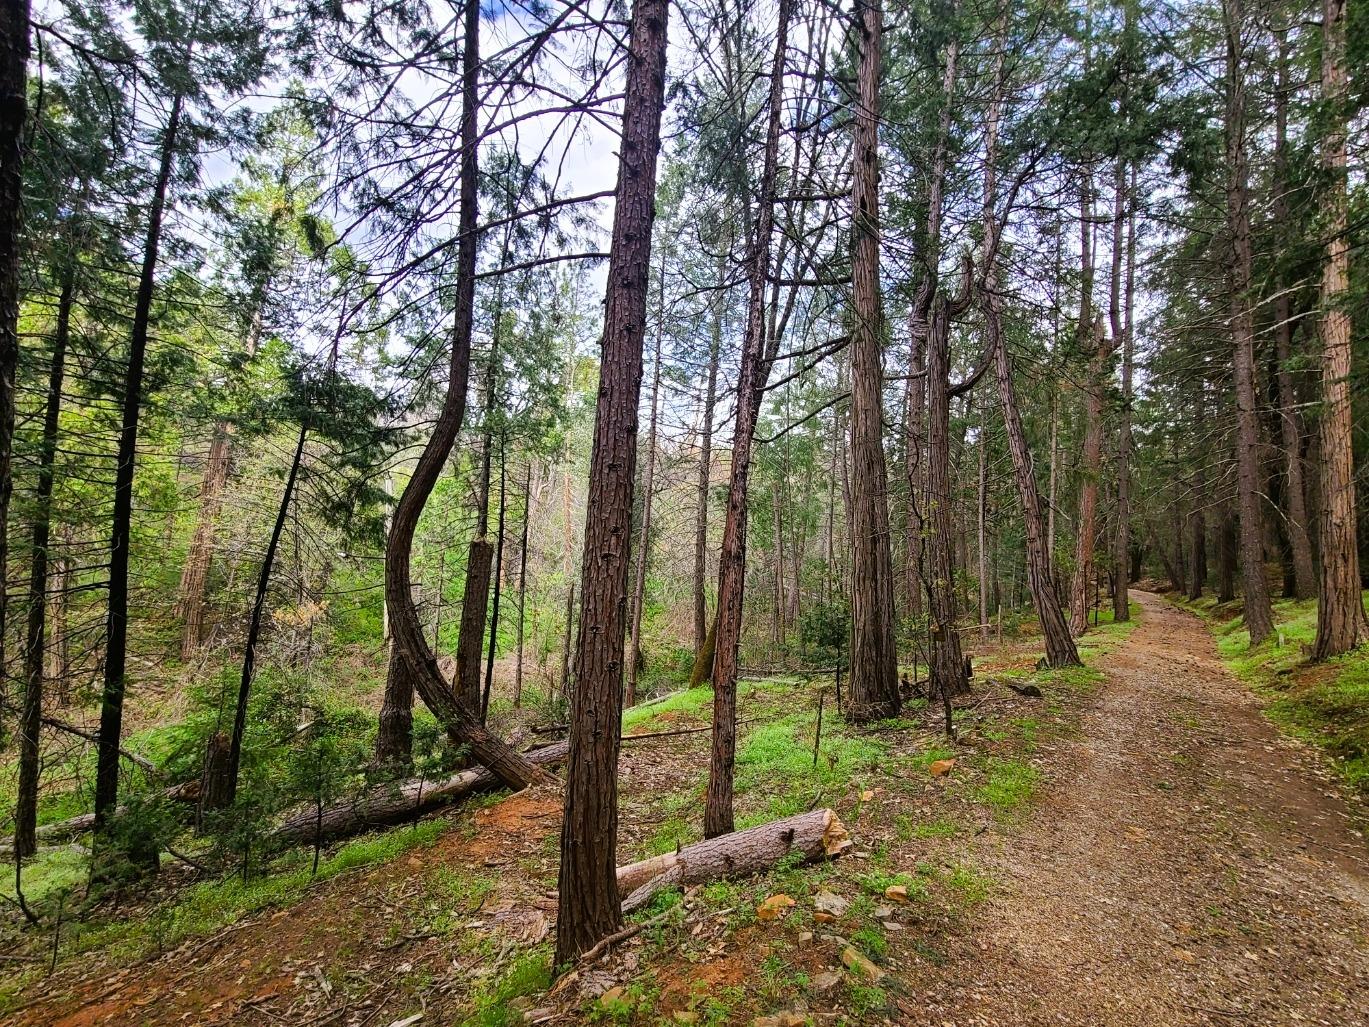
459;948;552;1027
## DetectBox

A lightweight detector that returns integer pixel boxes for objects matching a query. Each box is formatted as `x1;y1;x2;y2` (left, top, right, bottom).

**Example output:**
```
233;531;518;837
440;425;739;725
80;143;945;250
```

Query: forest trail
908;590;1369;1026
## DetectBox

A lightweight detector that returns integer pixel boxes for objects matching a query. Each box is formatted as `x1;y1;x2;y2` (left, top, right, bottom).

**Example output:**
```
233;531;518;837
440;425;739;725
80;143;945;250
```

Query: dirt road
908;590;1369;1026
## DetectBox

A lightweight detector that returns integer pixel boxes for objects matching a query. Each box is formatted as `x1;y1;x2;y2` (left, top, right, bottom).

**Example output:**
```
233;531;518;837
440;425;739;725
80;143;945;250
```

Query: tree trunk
1071;313;1108;636
383;0;545;794
1112;160;1135;621
845;0;899;723
1312;0;1366;659
702;0;791;840
988;302;1080;668
276;741;571;849
1187;492;1206;601
1223;0;1275;646
1271;32;1316;602
626;275;665;706
456;539;493;710
178;305;264;660
208;421;308;810
14;261;73;859
0;0;31;718
926;303;970;700
560;583;575;698
694;305;720;654
976;398;988;645
95;94;183;833
556;0;669;965
514;463;531;707
1218;507;1237;603
481;434;508;720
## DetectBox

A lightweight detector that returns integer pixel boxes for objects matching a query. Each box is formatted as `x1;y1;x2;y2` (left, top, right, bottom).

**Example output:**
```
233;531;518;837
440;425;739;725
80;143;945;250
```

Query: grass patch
461;947;552;1027
31;817;452;971
974;757;1040;816
622;685;714;732
1175;591;1369;797
734;713;887;825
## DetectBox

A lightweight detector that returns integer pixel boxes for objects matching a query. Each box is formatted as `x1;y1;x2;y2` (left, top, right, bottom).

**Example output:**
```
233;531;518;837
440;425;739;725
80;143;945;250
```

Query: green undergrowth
1;815;452;1000
1175;590;1369;796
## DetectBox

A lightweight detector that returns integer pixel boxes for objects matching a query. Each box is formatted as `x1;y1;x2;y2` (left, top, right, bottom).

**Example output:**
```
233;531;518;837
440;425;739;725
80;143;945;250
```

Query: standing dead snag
556;0;670;966
383;0;544;792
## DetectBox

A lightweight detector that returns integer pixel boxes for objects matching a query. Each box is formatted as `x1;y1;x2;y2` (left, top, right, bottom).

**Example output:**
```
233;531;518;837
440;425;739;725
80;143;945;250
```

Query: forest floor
2;590;1367;1025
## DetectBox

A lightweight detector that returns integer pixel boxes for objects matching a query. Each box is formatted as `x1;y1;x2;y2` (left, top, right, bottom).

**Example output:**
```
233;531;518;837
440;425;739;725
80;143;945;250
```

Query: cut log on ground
272;742;569;848
615;808;851;913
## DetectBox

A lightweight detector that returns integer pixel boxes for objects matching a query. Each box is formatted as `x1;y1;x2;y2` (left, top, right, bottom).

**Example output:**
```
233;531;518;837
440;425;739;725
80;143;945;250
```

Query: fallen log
272;741;570;848
0;780;200;854
615;808;851;913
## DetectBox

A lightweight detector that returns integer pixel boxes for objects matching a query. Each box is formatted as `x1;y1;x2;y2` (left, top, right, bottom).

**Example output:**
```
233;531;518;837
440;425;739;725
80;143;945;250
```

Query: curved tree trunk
988;302;1079;668
383;0;544;794
556;0;670;964
845;0;899;724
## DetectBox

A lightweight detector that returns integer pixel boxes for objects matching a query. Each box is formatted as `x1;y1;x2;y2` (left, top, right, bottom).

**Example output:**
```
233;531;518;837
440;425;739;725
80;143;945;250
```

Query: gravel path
908;590;1369;1027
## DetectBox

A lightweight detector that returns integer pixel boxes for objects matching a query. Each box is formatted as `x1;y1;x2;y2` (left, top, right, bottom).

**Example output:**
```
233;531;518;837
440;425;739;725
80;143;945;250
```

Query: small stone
814;890;850;918
842;946;885;981
812;970;842;993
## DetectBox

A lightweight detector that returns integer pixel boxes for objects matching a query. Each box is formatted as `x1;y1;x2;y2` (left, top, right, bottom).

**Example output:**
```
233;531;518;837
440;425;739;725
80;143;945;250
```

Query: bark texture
275;742;570;848
617;808;851;913
845;0;900;723
703;0;791;840
556;0;669;964
1312;0;1366;658
0;0;29;708
1222;0;1275;646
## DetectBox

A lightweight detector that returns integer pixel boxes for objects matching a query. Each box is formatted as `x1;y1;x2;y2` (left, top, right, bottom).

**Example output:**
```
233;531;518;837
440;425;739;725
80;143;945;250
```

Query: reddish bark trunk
702;0;792;839
846;0;899;723
556;0;670;964
1312;0;1366;658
